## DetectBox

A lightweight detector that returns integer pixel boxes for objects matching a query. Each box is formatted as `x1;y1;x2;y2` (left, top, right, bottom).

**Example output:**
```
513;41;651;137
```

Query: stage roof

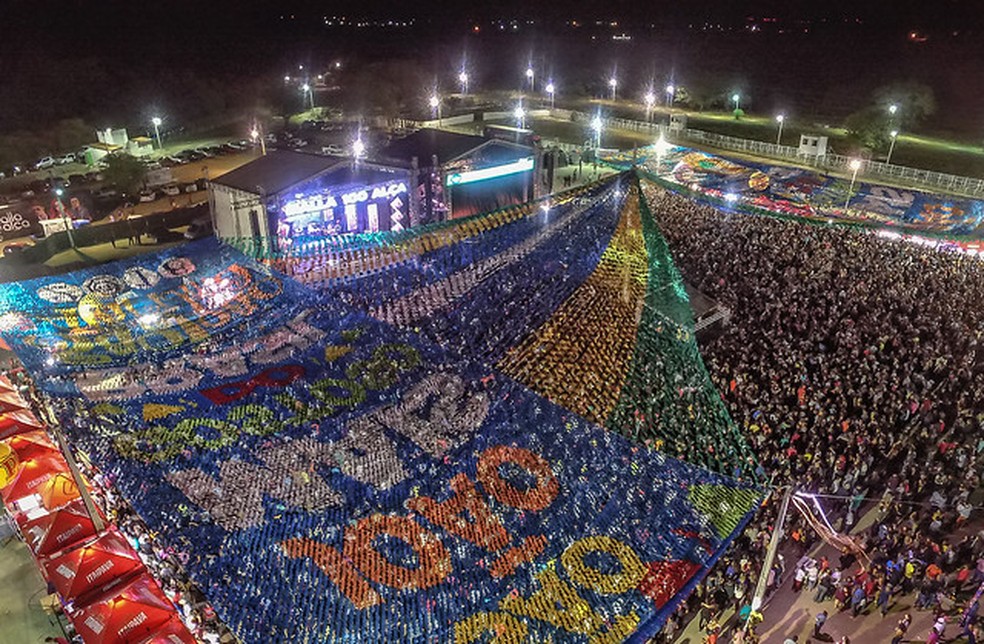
211;151;341;196
378;128;530;167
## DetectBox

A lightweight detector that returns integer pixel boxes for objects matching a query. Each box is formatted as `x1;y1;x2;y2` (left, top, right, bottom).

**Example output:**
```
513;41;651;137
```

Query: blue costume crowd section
604;146;984;238
0;217;761;641
329;179;627;366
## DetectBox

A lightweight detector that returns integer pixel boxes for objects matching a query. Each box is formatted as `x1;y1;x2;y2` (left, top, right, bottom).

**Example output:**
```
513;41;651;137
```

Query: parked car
322;144;344;156
160;184;181;197
34;156;55;170
182;182;199;193
160;155;184;167
56;153;76;165
184;216;214;240
138;189;157;202
84;171;104;182
93;186;119;199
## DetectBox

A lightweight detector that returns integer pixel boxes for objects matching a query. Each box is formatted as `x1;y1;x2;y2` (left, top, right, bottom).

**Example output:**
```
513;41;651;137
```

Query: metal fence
595;115;984;198
674;127;984;197
403;110;984;197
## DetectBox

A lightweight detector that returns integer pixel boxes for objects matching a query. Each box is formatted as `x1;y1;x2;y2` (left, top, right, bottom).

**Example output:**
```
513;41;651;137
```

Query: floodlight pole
46;413;106;532
748;486;793;622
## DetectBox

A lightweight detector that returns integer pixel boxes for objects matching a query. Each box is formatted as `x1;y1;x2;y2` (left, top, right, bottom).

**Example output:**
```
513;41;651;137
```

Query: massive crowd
643;182;984;641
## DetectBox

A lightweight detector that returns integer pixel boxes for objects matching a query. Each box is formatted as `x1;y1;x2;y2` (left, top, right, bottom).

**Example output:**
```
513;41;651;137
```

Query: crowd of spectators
643;184;984;642
5;367;229;644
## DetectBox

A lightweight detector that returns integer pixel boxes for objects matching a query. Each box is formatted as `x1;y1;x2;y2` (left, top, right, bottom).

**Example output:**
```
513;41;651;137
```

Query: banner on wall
605;146;984;238
0;239;762;643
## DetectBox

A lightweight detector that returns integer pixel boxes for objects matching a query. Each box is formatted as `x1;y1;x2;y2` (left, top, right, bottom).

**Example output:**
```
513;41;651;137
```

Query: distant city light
429;95;440;108
545;83;555;94
353;138;365;157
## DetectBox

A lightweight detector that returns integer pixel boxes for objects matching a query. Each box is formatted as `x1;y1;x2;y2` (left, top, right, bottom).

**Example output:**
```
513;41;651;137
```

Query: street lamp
732;93;741;112
609;77;618;101
545;82;555;109
644;91;656;123
775;114;785;146
844;158;862;211
514;105;526;129
53;188;76;248
887;130;899;164
250;124;266;156
591;114;603;148
429;94;442;126
665;84;675;107
458;71;469;95
654;132;671;174
151;117;163;150
353;137;365;159
284;75;290;83
888;103;898;116
301;83;314;109
526;66;535;92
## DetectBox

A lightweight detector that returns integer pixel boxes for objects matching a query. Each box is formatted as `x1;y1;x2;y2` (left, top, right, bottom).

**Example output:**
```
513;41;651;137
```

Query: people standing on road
850;585;866;617
814;610;827;638
877;582;892;617
891;613;912;644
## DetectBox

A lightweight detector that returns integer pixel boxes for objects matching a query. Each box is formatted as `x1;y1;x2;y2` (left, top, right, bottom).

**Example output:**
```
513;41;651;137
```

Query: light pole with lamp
458;71;469;95
526;67;535;93
886;130;899;165
352;137;365;162
250;124;267;156
514;105;526;130
151;117;163;150
545;82;555;109
430;95;442;127
654;132;671;175
844;158;862;211
665;84;675;108
53;188;76;248
301;83;314;110
591;114;603;149
609;77;618;101
732;93;741;113
775;114;785;146
644;91;656;123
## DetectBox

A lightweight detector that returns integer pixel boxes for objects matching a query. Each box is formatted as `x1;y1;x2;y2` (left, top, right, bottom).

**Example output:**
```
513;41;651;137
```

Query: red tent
0;390;29;412
17;498;104;558
5;430;59;461
39;471;81;510
1;452;71;506
67;574;177;644
134;615;197;644
44;529;145;605
0;409;45;439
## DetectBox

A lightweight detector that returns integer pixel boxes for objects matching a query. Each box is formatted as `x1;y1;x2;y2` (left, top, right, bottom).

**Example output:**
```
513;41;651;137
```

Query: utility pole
750;486;794;618
47;416;105;532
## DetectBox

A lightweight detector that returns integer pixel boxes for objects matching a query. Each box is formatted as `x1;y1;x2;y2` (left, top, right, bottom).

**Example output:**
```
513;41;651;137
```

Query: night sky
2;0;982;145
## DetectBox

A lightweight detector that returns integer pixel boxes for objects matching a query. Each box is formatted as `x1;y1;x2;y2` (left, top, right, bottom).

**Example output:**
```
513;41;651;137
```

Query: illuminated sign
446;157;535;186
283;182;408;219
